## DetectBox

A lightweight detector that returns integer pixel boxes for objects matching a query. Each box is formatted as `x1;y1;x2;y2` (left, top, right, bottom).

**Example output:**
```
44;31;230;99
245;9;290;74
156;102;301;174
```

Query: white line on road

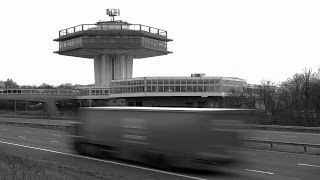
18;136;26;139
25;131;31;133
250;137;269;140
244;169;274;175
0;140;207;180
52;134;61;137
298;163;320;168
50;141;60;143
280;135;297;138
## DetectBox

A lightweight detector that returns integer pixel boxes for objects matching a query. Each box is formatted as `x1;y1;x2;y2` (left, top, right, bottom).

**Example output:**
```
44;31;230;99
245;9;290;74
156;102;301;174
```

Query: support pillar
120;55;127;79
126;55;133;78
43;100;60;117
88;99;92;107
93;54;134;87
101;55;111;86
94;56;102;86
114;55;121;80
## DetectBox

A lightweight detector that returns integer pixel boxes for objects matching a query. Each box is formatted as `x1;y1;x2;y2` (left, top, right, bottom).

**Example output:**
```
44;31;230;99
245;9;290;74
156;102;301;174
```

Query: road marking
250;137;269;140
298;163;320;168
18;136;26;139
0;140;207;180
25;131;31;133
52;134;61;137
280;135;297;138
50;141;60;143
244;169;274;175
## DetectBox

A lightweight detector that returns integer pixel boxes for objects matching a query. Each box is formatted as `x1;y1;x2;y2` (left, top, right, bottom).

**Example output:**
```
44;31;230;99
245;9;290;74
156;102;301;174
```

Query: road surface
0;125;319;179
1;117;320;144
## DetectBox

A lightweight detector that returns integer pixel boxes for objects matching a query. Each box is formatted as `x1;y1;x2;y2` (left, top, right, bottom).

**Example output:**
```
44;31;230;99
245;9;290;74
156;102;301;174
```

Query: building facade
55;10;257;109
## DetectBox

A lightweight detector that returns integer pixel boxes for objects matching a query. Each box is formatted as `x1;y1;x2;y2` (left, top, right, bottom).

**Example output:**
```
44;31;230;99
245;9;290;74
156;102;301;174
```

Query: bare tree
303;68;312;117
38;83;54;89
56;83;74;89
259;80;276;115
4;79;19;88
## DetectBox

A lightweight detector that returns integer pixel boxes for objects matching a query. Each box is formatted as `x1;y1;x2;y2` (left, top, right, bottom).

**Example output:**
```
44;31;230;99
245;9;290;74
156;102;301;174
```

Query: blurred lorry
72;107;254;170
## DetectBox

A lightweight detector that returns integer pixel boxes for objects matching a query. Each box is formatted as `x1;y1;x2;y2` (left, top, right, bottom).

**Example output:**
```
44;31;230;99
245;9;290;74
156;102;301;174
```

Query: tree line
0;79;89;89
225;68;320;126
257;68;320;126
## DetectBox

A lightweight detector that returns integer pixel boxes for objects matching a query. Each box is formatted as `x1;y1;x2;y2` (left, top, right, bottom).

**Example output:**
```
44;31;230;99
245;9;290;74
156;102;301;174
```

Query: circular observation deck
54;21;172;59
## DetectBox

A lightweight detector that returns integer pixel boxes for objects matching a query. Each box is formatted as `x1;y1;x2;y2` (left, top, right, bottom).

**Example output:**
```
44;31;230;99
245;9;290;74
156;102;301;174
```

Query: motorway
1;117;320;145
0;124;320;179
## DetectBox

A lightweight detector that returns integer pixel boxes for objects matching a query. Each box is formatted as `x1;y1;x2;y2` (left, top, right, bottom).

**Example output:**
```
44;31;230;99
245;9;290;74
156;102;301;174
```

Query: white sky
0;0;319;86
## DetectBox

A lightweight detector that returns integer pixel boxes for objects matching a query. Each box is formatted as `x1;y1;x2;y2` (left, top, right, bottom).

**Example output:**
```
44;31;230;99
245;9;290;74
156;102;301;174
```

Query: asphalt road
1;116;320;145
0;125;320;179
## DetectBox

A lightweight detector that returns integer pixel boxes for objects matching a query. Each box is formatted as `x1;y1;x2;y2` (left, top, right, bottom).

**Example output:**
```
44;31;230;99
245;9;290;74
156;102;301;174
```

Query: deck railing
59;24;167;38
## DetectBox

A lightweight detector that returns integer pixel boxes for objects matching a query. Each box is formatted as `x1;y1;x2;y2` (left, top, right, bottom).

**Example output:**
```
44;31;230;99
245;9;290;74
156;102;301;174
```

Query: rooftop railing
59;24;167;38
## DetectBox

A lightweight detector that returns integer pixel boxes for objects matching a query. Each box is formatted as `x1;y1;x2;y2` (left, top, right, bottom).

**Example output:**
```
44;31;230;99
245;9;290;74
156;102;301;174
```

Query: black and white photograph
0;0;319;179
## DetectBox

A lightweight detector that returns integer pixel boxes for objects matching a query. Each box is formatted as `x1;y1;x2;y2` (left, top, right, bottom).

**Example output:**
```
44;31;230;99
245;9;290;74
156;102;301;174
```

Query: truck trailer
72;107;254;170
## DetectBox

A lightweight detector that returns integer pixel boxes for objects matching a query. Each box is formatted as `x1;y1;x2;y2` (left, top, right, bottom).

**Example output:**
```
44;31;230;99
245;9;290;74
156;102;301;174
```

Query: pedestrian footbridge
0;89;79;116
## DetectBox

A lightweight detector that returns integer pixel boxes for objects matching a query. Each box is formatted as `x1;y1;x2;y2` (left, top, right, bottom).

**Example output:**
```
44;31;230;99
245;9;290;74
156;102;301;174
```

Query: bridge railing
0;89;80;96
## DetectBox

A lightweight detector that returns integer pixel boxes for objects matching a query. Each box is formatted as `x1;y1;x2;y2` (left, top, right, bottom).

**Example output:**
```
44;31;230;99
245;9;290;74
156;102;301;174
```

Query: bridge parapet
0;88;80;117
0;88;79;97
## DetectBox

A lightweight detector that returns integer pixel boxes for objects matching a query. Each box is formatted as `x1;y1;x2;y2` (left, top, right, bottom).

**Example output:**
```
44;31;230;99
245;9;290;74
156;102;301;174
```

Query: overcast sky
0;0;319;86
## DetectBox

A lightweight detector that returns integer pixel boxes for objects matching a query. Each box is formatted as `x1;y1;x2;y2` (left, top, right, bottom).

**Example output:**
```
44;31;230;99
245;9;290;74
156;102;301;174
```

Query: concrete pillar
93;54;134;87
94;56;102;86
120;55;126;79
101;55;111;86
114;55;121;80
43;100;60;117
106;55;112;85
88;99;92;107
126;55;133;78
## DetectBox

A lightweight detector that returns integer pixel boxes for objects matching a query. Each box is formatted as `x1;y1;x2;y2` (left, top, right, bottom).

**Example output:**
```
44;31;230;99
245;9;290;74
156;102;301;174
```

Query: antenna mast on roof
106;9;120;21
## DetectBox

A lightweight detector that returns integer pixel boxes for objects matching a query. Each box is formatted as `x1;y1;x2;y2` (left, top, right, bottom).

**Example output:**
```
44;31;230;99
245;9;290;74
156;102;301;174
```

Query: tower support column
114;55;121;80
93;54;134;87
120;55;127;79
94;56;102;86
126;55;133;78
101;55;112;86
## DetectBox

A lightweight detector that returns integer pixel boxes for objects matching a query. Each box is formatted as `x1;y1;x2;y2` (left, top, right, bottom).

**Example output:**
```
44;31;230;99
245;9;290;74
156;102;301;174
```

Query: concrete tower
54;9;172;87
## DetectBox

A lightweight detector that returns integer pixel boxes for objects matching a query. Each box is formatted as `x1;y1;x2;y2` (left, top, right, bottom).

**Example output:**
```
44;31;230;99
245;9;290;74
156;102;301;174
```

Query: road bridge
0;89;79;116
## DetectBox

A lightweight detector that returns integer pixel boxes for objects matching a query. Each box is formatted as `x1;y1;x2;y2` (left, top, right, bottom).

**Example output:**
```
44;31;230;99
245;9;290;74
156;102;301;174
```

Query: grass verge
0;149;127;180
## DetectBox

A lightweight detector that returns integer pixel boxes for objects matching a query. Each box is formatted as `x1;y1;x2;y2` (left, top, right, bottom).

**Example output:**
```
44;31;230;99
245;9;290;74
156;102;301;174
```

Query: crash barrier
0;117;320;133
243;124;320;133
243;139;320;155
1;115;320;132
0;120;75;132
0;115;79;120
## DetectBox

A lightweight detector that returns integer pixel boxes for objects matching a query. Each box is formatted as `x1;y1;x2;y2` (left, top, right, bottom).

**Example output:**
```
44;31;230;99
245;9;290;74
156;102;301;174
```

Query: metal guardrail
0;121;75;131
243;139;320;153
243;124;320;133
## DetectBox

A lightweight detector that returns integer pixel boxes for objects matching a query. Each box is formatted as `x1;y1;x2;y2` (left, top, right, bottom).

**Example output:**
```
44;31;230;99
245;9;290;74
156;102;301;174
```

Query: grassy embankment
0;149;127;180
